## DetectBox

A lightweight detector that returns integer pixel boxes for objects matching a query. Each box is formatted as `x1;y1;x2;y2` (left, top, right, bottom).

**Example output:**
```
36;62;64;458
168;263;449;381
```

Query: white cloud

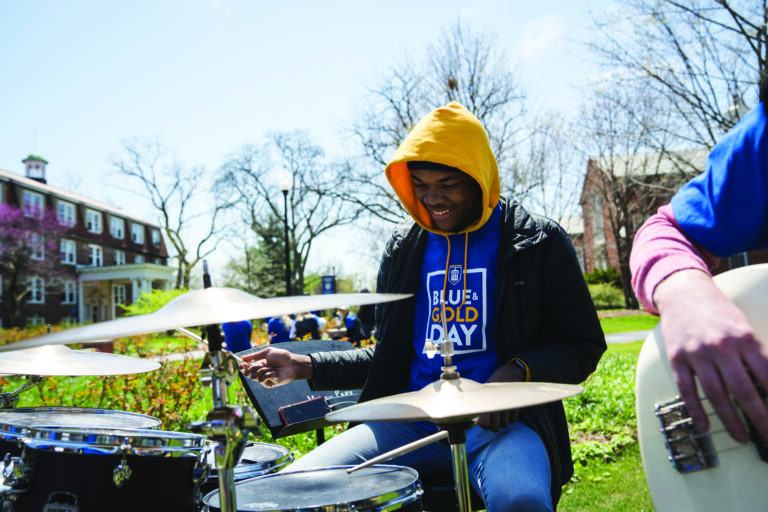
517;16;565;62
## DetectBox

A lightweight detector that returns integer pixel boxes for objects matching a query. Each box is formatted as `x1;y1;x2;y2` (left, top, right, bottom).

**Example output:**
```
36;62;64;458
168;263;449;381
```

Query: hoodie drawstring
440;232;469;335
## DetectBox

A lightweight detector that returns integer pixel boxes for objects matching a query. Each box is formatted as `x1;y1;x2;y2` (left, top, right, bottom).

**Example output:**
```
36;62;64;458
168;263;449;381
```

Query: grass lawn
600;314;659;334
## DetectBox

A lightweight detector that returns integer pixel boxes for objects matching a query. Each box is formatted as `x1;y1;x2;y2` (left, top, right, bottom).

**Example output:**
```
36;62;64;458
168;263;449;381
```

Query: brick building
580;148;768;278
0;155;175;327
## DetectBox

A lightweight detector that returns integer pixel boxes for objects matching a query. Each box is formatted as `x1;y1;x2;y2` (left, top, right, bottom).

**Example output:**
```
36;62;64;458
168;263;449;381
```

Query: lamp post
277;169;292;296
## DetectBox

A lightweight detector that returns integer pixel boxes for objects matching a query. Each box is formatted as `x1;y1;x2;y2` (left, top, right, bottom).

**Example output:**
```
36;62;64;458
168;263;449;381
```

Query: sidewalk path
606;330;651;344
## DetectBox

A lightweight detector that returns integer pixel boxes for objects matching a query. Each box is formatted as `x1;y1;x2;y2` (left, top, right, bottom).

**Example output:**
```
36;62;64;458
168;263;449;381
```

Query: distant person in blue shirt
222;320;252;353
267;316;291;344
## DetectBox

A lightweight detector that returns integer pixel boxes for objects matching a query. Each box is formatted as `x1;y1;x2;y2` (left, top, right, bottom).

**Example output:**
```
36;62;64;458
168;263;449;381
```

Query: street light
277;168;292;296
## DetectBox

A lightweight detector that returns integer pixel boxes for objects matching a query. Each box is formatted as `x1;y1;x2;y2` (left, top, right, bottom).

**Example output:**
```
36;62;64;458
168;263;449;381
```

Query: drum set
0;276;583;512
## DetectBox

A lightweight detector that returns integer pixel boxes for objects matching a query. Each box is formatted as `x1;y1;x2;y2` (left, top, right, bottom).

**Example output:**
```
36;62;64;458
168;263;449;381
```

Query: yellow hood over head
385;102;500;235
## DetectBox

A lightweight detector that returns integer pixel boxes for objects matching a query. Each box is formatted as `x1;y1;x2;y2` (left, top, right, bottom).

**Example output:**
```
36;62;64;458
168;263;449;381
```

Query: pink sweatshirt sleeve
630;204;720;314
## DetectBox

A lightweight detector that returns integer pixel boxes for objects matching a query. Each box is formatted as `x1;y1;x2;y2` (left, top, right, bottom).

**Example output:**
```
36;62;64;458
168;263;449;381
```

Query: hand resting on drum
240;347;313;388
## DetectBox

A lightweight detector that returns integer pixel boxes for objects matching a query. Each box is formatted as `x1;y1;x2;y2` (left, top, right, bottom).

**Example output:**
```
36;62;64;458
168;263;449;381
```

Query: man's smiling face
410;168;482;232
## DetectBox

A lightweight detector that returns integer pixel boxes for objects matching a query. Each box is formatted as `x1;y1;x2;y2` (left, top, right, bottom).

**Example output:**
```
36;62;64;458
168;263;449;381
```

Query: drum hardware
112;449;132;488
326;299;585;512
186;262;263;512
0;375;44;410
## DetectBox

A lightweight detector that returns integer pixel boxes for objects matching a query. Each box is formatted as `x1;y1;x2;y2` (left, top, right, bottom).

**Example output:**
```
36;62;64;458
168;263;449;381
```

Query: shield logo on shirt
448;265;463;285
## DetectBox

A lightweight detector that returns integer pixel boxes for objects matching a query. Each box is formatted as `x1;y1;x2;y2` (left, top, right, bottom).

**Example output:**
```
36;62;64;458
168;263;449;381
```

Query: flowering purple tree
0;204;75;327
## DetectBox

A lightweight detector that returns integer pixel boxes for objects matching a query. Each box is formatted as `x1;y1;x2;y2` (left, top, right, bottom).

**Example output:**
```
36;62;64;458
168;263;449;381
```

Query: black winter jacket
310;197;606;505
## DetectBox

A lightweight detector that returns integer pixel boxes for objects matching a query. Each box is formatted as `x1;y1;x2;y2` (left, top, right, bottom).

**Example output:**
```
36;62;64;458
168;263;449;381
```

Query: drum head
0;407;161;439
206;442;291;474
204;465;421;511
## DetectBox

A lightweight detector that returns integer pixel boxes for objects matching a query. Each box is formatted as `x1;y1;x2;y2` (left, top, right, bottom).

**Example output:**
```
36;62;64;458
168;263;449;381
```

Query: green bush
120;288;187;316
583;268;621;287
588;283;624;309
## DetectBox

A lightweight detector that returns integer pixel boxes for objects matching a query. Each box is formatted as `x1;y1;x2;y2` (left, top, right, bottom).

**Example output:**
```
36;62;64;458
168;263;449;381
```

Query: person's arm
631;205;768;442
630;204;719;314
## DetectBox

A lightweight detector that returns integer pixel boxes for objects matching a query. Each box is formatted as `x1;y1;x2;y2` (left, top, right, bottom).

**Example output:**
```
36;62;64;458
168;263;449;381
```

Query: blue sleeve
671;105;768;257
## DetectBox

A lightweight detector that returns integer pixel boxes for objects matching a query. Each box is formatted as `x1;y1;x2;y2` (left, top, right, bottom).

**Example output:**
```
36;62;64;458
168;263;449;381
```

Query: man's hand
240;347;313;388
478;362;528;431
655;269;768;443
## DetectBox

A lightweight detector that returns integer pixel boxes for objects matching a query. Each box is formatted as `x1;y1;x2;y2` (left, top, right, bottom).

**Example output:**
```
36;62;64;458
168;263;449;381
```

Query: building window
114;249;126;266
86;209;103;234
28;316;45;327
131;223;144;244
110;216;125;239
27;277;45;303
61;316;77;326
57;201;76;227
591;194;605;245
30;234;45;260
728;252;748;269
89;245;103;267
60;239;77;265
22;190;44;218
62;280;77;304
134;254;145;264
151;229;161;247
114;284;127;305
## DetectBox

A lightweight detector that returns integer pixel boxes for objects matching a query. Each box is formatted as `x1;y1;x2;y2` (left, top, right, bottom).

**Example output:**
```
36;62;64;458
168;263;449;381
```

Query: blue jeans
285;421;553;512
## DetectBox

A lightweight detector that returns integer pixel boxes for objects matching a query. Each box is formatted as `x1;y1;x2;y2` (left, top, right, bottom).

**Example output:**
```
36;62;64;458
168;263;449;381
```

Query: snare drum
4;427;207;512
199;441;293;496
202;465;423;512
0;407;161;459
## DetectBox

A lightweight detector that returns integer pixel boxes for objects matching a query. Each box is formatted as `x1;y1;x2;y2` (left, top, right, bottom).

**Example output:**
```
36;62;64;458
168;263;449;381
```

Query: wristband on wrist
507;357;531;382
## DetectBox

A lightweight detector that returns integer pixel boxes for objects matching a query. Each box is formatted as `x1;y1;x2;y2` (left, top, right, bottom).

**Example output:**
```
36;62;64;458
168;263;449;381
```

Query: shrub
583;268;621;287
588;283;624;309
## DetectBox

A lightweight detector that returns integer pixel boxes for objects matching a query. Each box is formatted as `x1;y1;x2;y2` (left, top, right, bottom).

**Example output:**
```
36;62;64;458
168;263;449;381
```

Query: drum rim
22;426;207;455
0;407;161;437
202;464;422;510
206;442;293;475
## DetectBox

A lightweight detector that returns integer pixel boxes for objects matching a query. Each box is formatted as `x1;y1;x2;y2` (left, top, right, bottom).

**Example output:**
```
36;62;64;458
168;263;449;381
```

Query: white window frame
114;249;126;266
151;229;161;247
57;200;76;227
131;223;144;244
134;254;145;264
30;234;45;260
22;190;44;218
60;239;77;265
27;277;45;303
88;245;103;267
114;284;127;305
110;216;124;239
85;209;103;234
62;280;77;304
28;316;46;327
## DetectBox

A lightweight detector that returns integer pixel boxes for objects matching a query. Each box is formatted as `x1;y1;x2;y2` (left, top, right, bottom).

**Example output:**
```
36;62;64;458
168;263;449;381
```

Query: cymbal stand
187;262;261;512
438;299;473;512
0;375;44;410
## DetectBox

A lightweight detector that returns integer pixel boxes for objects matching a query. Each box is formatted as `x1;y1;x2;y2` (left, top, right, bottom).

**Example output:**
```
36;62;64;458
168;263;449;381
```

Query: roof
0;167;161;228
592;148;709;178
22;154;49;164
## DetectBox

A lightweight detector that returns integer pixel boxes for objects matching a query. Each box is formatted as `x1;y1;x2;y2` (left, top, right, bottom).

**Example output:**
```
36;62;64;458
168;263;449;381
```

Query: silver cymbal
325;377;583;424
0;344;160;376
0;288;410;352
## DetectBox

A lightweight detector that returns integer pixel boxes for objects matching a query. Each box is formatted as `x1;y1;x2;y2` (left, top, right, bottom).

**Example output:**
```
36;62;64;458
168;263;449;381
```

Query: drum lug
3;455;32;491
192;459;212;487
112;451;132;488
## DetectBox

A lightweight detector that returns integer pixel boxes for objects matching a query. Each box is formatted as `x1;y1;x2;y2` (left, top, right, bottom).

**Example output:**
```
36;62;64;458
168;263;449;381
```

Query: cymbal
0;288;410;352
325;377;583;424
0;344;160;376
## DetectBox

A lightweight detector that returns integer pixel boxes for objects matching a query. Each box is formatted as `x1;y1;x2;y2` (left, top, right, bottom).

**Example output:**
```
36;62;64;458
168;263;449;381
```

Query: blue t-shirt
222;320;252;353
671;104;768;257
408;204;501;393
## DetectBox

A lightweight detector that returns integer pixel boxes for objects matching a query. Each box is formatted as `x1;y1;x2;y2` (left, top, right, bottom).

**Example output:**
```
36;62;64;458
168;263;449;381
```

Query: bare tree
576;84;707;308
338;19;552;225
588;0;766;149
111;138;228;289
217;131;360;295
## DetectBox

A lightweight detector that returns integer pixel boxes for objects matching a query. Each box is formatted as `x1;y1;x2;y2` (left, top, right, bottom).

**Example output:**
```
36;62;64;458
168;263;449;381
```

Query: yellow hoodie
384;101;500;235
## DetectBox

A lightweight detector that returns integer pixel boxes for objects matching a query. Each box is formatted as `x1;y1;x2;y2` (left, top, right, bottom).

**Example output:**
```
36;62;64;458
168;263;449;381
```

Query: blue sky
0;1;615;283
